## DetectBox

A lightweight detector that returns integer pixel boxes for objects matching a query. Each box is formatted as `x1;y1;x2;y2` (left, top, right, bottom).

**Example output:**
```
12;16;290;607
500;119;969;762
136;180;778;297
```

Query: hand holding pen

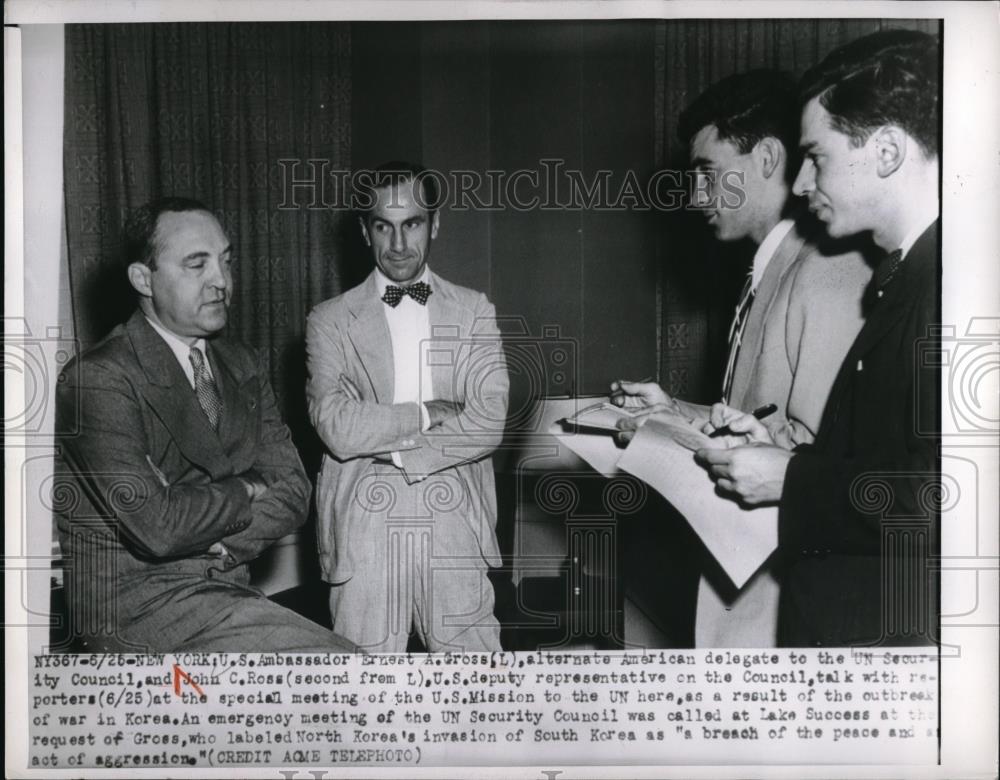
701;402;777;444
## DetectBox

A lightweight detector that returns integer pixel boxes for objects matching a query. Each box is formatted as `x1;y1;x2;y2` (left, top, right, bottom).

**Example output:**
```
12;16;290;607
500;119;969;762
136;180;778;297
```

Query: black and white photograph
4;1;998;778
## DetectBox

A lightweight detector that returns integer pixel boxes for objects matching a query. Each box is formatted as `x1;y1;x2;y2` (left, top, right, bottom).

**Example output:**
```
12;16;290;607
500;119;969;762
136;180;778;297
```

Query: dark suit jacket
55;311;311;650
778;221;941;647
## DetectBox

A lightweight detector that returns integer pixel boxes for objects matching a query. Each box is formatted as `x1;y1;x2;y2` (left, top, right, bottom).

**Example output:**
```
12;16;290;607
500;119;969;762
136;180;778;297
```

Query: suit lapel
730;224;806;400
820;221;939;435
849;222;939;359
427;272;466;400
346;274;394;402
208;340;257;454
126;312;234;479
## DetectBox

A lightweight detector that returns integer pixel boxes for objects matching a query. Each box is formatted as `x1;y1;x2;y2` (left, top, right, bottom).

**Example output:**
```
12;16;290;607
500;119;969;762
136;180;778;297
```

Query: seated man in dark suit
697;30;941;647
55;197;356;652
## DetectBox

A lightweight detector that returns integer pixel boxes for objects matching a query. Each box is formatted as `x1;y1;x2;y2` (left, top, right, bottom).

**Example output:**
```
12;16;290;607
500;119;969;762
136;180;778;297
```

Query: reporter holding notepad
611;70;872;648
695;32;941;648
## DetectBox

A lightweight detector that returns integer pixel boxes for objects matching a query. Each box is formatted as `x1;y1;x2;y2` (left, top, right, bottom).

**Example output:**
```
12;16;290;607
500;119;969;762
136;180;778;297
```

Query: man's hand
240;469;268;501
424;399;464;428
614;404;680;447
701;402;774;446
610;379;685;447
694;444;793;505
609;379;678;411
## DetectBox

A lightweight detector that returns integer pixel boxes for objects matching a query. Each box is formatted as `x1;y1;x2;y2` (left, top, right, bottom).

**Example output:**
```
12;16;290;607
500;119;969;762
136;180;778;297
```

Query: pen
709;403;778;437
609;375;655;406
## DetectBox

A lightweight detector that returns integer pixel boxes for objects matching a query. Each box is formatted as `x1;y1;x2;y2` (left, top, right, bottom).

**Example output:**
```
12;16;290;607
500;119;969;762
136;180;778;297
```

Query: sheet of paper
546;419;623;476
617;417;777;589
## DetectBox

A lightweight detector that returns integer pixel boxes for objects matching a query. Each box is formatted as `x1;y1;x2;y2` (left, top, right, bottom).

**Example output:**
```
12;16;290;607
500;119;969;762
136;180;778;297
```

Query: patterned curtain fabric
63;23;352;444
652;18;939;402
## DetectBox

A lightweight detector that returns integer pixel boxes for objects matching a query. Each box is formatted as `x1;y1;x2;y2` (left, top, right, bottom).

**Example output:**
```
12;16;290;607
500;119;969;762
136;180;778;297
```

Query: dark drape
652;17;940;402
63;18;941;429
63;22;352;436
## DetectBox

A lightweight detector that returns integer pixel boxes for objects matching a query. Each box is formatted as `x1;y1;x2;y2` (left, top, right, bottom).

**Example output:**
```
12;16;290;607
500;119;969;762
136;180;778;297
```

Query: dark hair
357;160;441;216
678;70;799;156
799;29;940;158
122;196;212;270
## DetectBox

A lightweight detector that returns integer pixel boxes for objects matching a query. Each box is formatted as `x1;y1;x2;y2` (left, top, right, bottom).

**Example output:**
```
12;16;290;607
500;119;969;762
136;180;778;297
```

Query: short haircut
122;196;212;270
799;29;940;158
678;70;799;156
357;160;441;217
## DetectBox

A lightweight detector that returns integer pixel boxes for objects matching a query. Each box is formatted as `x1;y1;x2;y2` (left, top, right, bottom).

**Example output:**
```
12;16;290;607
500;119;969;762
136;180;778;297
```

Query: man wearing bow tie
697;30;941;647
55;197;356;652
306;162;508;652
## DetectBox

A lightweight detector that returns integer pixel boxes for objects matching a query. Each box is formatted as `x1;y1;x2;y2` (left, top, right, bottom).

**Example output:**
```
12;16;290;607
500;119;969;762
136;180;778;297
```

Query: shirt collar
897;207;939;260
144;315;207;367
374;266;431;296
750;219;795;291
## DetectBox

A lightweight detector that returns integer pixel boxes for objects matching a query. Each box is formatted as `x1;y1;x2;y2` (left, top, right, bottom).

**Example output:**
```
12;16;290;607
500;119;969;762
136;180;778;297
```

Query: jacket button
206;569;216;579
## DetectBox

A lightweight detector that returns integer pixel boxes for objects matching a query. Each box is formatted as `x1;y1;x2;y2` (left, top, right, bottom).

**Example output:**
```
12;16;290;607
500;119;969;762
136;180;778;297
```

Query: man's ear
359;216;371;246
430;210;440;240
127;262;153;298
874;125;906;178
755;137;784;180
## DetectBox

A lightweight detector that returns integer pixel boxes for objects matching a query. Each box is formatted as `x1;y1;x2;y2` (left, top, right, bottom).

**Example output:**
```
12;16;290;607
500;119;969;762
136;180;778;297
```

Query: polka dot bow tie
381;281;432;307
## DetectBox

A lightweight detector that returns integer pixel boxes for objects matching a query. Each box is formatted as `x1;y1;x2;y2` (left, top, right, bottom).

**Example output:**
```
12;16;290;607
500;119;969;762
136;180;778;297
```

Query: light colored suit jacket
727;221;872;448
678;221;872;448
55;311;312;650
306;270;508;584
694;220;872;647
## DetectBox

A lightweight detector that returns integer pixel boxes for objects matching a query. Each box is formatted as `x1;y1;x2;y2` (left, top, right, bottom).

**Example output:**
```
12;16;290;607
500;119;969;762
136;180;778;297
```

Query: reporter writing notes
696;31;941;648
612;70;872;647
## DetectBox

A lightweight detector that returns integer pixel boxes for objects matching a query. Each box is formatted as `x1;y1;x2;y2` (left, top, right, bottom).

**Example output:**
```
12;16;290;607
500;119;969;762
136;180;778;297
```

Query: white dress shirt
144;316;213;388
751;218;796;292
374;268;434;472
897;206;939;260
374;267;434;414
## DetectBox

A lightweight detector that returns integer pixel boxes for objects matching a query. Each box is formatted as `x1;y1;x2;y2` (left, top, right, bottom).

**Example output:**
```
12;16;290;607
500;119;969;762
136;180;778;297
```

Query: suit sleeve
396;294;509;483
306;304;424;460
777;251;870;449
779;281;939;556
218;352;312;566
57;360;254;559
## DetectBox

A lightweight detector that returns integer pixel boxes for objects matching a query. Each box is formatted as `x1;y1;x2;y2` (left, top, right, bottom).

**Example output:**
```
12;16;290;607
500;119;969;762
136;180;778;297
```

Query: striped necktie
189;346;222;431
721;271;755;404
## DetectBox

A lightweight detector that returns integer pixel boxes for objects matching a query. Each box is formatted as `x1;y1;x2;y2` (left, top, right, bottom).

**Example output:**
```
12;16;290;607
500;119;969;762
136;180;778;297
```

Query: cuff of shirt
390;450;426;482
420;402;431;432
